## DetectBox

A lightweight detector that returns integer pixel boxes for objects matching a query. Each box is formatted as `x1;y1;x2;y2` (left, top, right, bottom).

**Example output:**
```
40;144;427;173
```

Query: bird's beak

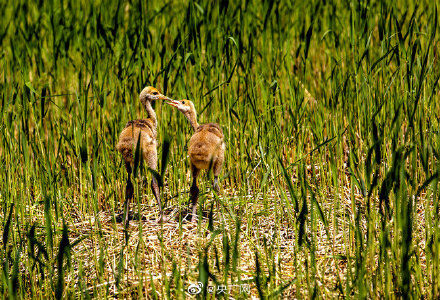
166;99;179;107
158;94;173;101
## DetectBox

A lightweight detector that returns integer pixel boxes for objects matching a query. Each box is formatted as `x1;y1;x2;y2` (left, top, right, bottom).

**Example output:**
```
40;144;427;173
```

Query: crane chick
116;86;171;224
166;99;225;222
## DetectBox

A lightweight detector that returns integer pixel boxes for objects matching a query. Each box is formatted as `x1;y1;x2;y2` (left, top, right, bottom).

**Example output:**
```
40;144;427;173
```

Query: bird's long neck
143;100;157;128
185;109;199;131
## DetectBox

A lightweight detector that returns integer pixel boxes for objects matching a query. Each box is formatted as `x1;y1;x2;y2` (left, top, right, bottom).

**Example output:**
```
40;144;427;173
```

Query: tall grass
1;0;440;298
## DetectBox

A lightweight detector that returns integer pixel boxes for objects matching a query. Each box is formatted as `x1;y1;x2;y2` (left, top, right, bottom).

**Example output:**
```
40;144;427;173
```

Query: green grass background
1;0;440;298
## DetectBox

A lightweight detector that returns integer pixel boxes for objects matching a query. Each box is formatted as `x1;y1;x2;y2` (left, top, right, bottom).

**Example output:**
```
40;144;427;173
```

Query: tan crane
116;86;171;224
166;99;225;222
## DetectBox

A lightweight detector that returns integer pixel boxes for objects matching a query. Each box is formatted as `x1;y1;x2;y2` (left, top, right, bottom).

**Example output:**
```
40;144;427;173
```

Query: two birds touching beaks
116;86;225;225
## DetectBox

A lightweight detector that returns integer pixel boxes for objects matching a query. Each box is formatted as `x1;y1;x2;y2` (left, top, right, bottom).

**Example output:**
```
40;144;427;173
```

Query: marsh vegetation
1;0;440;298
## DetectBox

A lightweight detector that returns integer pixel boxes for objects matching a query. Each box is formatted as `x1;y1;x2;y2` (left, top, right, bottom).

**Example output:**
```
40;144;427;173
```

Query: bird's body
189;123;225;173
116;86;170;225
117;119;157;167
166;99;225;222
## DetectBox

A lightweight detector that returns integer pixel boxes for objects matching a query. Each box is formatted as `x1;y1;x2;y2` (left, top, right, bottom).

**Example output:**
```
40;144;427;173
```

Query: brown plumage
166;99;225;222
116;86;171;224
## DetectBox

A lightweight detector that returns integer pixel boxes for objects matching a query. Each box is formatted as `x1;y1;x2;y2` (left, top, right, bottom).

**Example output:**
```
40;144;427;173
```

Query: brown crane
116;86;171;224
166;99;225;222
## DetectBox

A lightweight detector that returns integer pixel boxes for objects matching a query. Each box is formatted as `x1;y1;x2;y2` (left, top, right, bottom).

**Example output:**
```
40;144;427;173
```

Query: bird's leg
151;176;167;222
212;155;223;193
123;161;134;242
212;157;223;215
190;179;200;222
145;149;167;223
190;165;200;222
213;176;220;192
124;162;134;215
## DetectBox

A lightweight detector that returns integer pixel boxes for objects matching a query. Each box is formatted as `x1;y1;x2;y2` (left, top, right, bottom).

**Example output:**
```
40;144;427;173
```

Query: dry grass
11;175;428;298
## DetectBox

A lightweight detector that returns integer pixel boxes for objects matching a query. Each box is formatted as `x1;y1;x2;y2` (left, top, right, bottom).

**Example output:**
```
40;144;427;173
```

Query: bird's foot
189;211;199;223
180;212;195;223
155;213;169;223
116;211;146;223
115;211;128;223
213;177;220;192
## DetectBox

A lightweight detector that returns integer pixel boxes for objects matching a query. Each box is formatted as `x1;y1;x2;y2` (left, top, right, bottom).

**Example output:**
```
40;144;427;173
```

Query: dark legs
123;162;133;241
190;165;200;222
125;163;134;201
151;176;166;222
151;177;161;208
119;147;166;226
124;162;134;222
188;163;221;222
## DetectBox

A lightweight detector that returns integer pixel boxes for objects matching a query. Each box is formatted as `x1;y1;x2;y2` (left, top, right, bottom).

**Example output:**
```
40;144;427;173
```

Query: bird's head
166;99;196;115
139;86;171;105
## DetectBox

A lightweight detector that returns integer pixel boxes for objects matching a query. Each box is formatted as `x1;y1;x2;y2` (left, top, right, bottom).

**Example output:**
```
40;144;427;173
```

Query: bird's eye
181;101;185;104
153;92;159;95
